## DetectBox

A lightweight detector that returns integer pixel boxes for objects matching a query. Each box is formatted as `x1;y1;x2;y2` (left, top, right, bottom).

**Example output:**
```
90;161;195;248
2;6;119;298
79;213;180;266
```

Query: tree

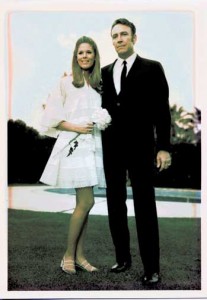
170;104;201;145
154;105;201;189
8;119;56;184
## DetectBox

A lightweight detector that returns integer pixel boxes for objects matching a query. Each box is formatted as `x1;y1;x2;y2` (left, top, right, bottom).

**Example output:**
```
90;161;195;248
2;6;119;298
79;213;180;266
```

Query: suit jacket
101;54;171;166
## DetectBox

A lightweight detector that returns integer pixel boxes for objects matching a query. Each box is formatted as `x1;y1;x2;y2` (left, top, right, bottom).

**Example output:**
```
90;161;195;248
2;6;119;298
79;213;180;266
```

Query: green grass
8;209;201;291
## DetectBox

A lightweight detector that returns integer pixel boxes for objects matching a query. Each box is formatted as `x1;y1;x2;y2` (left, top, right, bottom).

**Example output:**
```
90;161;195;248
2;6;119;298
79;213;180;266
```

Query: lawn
8;209;201;291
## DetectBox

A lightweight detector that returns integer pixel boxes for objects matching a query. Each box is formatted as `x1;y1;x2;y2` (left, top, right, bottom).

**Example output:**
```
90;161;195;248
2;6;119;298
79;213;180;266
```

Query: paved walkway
8;185;200;218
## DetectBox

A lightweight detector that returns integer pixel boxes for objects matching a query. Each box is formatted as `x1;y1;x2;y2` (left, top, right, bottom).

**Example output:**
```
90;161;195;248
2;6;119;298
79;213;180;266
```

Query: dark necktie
120;60;127;91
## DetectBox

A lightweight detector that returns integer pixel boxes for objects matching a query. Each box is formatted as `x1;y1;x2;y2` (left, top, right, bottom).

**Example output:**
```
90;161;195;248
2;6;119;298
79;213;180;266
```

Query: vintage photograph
1;0;207;299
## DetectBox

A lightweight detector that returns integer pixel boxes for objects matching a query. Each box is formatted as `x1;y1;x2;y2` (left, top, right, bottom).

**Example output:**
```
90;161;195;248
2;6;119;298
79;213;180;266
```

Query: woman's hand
76;123;94;134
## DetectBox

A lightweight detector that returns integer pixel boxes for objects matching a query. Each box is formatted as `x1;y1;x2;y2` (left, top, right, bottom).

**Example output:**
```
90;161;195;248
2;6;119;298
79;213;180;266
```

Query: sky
8;10;194;129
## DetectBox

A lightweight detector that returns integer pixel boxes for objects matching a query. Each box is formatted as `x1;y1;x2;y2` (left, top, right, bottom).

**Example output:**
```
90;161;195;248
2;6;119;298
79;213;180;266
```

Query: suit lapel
106;60;118;96
125;55;142;82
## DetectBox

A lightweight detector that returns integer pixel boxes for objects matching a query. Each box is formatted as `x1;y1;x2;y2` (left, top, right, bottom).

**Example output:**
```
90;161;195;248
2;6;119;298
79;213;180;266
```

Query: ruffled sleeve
39;77;67;138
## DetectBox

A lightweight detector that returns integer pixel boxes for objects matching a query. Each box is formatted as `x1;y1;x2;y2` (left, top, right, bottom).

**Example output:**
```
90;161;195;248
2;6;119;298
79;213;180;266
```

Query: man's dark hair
111;18;136;36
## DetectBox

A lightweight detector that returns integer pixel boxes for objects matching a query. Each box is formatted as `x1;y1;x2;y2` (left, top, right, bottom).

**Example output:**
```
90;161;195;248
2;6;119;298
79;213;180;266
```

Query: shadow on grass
8;209;201;291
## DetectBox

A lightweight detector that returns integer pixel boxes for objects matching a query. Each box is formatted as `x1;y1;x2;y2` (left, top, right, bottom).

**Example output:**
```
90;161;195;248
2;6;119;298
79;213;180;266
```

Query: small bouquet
91;107;111;130
67;108;111;157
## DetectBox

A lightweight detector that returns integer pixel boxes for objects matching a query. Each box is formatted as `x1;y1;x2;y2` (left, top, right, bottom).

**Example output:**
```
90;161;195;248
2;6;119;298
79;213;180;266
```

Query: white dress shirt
113;52;137;94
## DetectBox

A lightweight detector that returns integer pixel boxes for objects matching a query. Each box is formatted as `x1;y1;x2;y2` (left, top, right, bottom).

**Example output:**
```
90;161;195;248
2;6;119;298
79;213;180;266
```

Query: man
101;18;171;285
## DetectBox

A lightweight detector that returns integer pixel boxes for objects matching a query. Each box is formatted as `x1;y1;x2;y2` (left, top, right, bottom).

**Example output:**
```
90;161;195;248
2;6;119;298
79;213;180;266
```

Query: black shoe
141;272;160;285
110;261;131;273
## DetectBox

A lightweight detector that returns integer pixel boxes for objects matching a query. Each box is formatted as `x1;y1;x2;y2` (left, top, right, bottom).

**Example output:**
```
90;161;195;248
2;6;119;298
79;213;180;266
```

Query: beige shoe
60;257;76;274
76;260;98;272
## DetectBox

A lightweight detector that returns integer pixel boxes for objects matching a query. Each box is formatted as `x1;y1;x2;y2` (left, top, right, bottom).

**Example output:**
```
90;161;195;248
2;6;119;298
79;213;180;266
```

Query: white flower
91;108;111;130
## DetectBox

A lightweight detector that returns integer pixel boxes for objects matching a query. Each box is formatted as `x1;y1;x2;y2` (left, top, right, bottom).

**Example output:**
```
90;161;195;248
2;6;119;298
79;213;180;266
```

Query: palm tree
170;104;200;144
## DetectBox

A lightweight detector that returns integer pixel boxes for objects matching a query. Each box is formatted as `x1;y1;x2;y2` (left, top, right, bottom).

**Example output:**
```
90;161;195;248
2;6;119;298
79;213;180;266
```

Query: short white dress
39;75;106;188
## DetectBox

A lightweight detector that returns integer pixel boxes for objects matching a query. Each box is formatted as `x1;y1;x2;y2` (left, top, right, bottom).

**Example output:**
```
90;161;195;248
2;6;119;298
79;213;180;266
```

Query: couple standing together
40;18;171;286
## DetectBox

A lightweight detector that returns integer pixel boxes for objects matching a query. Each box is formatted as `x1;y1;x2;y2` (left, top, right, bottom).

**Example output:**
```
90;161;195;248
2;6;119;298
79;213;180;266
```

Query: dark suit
101;54;171;275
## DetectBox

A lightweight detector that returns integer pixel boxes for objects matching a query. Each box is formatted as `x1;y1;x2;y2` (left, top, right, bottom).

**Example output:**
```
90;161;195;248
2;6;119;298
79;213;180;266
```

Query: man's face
111;24;137;59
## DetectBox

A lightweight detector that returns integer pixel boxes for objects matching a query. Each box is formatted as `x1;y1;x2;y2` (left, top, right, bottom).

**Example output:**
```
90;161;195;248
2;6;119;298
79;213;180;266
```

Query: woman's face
77;43;95;70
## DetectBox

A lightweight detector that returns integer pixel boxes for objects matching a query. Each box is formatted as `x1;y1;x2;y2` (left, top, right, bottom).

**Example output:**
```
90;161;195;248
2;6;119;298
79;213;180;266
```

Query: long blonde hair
72;36;101;91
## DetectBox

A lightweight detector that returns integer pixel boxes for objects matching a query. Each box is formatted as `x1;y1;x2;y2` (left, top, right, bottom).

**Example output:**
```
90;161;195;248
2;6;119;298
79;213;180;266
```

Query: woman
40;36;110;274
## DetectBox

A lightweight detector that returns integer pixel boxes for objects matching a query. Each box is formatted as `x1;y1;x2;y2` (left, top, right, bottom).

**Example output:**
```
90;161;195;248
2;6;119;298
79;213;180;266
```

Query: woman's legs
75;216;89;261
63;187;94;271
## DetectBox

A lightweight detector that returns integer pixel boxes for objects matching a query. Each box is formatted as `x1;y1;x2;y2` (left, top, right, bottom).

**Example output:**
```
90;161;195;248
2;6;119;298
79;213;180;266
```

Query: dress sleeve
39;78;67;138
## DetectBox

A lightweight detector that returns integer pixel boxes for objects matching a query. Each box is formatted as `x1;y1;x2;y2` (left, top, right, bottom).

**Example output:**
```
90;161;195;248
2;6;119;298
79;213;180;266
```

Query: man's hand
156;150;171;172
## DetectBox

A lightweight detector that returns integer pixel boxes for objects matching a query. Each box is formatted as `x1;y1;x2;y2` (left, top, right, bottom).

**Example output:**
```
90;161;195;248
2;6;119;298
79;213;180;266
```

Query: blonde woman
40;36;110;274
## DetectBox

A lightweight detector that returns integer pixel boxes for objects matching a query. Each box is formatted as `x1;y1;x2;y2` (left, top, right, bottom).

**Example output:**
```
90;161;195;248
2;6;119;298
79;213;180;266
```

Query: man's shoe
110;261;131;273
141;272;160;285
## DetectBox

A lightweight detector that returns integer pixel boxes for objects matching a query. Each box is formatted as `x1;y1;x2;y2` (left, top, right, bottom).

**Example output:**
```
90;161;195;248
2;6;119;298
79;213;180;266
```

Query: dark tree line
8;118;201;189
8;119;56;184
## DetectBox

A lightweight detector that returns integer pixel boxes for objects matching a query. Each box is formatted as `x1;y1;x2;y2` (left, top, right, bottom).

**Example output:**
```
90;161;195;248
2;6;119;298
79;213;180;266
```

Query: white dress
39;75;106;188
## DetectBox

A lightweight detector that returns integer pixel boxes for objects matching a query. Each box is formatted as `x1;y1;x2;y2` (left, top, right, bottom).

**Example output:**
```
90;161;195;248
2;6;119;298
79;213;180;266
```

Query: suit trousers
105;155;160;275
